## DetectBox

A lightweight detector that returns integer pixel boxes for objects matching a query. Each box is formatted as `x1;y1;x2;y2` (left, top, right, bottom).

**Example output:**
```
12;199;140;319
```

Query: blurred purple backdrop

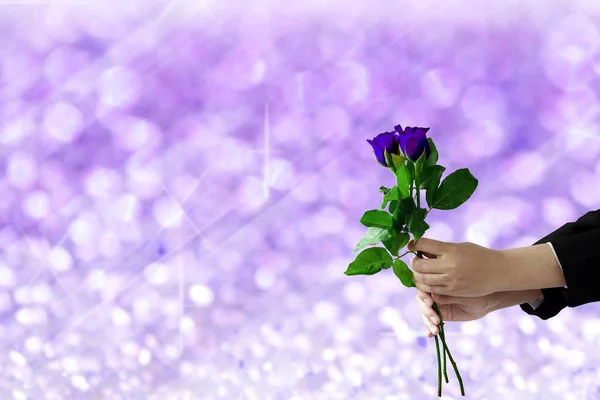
1;0;600;399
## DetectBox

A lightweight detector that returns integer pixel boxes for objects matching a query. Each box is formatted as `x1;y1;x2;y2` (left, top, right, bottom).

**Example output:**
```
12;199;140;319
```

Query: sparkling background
1;0;600;399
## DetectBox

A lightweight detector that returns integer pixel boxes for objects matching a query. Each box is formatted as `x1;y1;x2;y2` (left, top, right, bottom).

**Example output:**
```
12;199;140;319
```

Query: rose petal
366;138;387;166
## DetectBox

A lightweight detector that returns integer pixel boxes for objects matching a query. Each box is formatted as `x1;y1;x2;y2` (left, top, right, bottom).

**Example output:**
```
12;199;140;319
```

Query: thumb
407;237;448;256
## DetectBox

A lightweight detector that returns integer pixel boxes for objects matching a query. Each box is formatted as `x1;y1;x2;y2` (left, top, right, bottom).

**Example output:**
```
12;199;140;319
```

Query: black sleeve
519;209;600;320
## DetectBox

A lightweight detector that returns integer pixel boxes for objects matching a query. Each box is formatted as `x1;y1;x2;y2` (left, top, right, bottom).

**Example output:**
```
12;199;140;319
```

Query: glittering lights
188;285;214;307
42;101;83;143
0;1;598;399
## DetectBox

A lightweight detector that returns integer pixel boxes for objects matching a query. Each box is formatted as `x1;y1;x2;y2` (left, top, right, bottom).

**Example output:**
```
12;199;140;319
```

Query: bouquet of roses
344;125;478;397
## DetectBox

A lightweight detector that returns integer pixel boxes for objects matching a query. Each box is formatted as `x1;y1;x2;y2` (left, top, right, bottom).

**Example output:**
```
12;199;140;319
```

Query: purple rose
394;125;431;162
366;131;400;167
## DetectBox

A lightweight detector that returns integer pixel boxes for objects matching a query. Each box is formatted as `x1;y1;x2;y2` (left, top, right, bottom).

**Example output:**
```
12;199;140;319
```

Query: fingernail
429;316;438;324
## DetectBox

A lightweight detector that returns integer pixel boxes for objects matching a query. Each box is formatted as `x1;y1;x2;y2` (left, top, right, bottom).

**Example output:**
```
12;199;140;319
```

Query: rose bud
366;131;401;167
394;124;431;162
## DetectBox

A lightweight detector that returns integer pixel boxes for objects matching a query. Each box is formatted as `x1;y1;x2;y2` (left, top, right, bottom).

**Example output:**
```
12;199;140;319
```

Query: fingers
420;313;439;336
416;288;433;306
417;295;441;325
414;281;449;295
416;293;440;335
417;288;458;306
410;256;445;274
407;238;449;256
413;271;448;286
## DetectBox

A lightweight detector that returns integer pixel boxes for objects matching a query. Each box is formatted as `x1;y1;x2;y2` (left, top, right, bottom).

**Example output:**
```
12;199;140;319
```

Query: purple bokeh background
1;0;600;398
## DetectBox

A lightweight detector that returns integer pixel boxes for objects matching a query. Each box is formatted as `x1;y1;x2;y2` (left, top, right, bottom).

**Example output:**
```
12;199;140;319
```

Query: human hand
416;288;494;337
408;238;507;297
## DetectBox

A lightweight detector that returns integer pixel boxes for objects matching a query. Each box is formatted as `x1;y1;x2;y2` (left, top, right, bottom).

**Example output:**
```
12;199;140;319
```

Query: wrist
491;248;519;292
487;289;543;313
496;244;566;291
496;248;519;291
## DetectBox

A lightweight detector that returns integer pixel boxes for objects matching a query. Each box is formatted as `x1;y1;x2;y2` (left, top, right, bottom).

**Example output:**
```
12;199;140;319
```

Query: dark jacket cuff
548;227;600;308
519;209;600;318
519;287;568;320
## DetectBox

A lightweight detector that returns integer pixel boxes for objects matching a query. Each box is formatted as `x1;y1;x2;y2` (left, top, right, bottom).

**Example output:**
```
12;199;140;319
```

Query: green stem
415;165;433;220
434;332;442;397
410;158;432;219
397;250;411;259
438;316;449;383
414;162;462;395
430;289;448;383
415;168;420;209
433;303;466;396
417;249;443;396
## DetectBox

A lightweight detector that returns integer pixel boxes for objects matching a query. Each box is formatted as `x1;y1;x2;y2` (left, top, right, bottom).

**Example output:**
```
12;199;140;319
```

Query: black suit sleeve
519;209;600;320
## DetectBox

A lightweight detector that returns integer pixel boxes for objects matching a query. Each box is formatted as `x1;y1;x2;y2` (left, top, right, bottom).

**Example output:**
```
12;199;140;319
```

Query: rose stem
417;249;443;396
431;298;448;384
434;332;442;397
413;160;446;396
438;315;449;383
433;303;466;396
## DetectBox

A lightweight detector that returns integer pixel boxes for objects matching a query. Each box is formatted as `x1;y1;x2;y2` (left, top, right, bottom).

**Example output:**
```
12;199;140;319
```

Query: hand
408;238;506;297
416;288;494;337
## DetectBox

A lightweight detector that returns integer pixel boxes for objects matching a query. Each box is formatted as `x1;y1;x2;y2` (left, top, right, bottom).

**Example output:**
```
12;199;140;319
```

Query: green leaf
414;150;427;180
430;168;479;210
393;197;416;228
406;161;415;184
392;258;416;287
419;165;446;191
381;198;388;210
385;186;401;201
396;167;411;199
379;186;391;195
407;208;430;242
391;155;411;199
381;186;401;210
423;138;438;170
425;168;444;210
388;200;399;214
390;153;407;170
383;232;410;256
360;210;394;229
345;247;393;276
354;227;393;253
